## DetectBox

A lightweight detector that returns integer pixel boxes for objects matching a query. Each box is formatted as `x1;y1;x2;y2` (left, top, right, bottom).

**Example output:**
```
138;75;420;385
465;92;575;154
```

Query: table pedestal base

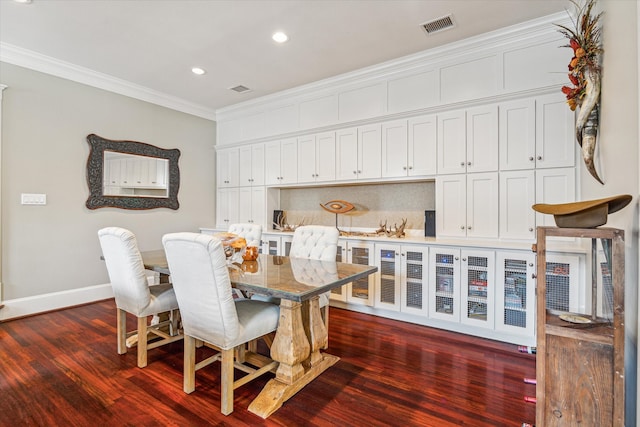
247;353;339;418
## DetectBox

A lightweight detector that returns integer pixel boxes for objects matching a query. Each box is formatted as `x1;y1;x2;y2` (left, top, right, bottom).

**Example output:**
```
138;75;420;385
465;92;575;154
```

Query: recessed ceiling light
191;67;206;75
14;0;33;3
272;32;289;43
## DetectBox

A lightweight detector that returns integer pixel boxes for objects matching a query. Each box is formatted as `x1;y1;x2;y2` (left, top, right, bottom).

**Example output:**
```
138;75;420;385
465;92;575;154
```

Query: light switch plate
21;193;47;205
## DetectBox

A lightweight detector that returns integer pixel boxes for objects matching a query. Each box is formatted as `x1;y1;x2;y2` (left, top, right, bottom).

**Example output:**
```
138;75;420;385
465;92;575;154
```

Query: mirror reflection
103;151;169;198
86;133;180;210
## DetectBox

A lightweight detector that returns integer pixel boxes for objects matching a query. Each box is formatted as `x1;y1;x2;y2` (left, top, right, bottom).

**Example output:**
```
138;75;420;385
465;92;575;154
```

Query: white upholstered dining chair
227;223;263;247
288;226;339;340
162;232;279;416
98;227;182;368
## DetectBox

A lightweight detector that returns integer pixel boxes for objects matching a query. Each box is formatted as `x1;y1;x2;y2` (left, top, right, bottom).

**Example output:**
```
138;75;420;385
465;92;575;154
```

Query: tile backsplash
279;181;435;231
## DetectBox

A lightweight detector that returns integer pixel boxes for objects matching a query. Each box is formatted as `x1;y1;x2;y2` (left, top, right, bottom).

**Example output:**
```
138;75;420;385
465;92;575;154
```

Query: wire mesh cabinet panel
429;247;461;322
535;227;625;427
495;251;536;338
460;250;495;328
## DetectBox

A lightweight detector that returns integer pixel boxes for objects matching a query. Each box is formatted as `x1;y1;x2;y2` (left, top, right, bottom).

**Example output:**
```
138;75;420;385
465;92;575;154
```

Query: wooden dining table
140;250;377;418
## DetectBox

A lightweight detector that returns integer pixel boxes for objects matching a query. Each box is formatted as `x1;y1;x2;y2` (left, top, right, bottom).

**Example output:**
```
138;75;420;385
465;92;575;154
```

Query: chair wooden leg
220;348;235;415
117;308;127;355
184;336;196;394
137;316;148;368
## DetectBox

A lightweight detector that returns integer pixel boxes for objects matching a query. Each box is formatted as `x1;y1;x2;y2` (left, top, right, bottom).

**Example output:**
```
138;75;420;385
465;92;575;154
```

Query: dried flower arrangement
556;0;604;184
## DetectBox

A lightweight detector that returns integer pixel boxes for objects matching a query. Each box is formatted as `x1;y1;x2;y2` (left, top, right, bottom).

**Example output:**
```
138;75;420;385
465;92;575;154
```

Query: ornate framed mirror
85;134;181;210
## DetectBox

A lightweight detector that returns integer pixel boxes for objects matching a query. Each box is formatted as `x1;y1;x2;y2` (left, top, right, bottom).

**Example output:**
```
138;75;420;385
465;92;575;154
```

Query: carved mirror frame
85;134;181;210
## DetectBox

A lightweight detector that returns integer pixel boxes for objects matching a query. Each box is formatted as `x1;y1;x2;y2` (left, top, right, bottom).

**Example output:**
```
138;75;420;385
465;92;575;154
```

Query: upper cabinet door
499;99;536;171
297;135;317;184
250;143;265;186
217;147;239;188
280;138;298;184
315;131;336;182
358;124;382;180
437;110;466;174
408;114;437;176
336;127;359;180
264;140;282;185
466;105;498;173
535;93;576;169
381;119;408;178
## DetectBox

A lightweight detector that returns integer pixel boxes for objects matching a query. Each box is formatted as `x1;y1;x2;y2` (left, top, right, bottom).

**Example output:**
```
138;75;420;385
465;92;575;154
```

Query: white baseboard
0;283;114;321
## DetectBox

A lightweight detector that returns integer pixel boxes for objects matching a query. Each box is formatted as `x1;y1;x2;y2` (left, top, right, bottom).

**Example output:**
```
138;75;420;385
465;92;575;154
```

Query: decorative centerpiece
557;0;604;184
213;232;247;262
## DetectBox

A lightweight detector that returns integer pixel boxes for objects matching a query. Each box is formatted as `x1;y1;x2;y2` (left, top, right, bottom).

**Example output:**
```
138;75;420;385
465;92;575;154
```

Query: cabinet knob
357;170;362;174
403;166;407;170
467;162;471;166
408;166;413;170
531;274;537;279
529;227;534;232
537;156;542;161
467;226;472;229
529;263;534;267
462;258;466;262
460;162;465;166
454;257;459;261
460;225;465;229
353;171;357;174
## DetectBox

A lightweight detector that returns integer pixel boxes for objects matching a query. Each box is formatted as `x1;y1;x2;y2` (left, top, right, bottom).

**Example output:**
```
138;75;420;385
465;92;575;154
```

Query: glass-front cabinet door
374;244;401;311
495;251;535;338
401;246;429;316
429;247;460;322
347;241;375;306
461;250;495;328
331;240;349;302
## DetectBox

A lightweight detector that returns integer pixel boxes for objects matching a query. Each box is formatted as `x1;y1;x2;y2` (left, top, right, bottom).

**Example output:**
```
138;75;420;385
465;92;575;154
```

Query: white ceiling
0;0;571;117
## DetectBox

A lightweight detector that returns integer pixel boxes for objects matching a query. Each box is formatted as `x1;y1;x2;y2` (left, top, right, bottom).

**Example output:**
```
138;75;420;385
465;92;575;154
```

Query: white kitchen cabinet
265;138;298;186
375;243;429;316
407;114;437;176
499;95;574;171
495;251;536;338
499;170;536;240
461;250;495;329
436;172;499;239
429;247;461;322
297;131;336;183
381;119;408;178
239;143;265;187
335;124;381;181
238;186;266;226
332;240;374;306
499;167;575;240
216;187;239;228
437;106;498;175
535;167;576;228
262;233;293;256
381;117;436;178
535;93;575;169
217;147;240;188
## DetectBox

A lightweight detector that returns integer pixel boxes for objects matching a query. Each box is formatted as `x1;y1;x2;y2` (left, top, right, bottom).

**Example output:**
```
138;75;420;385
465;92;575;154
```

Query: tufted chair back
289;257;339;286
98;227;154;316
227;223;263;247
289;226;339;261
162;232;241;348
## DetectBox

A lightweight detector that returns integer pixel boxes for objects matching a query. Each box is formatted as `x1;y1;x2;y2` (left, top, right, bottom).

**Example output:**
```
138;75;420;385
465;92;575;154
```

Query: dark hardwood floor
0;300;535;426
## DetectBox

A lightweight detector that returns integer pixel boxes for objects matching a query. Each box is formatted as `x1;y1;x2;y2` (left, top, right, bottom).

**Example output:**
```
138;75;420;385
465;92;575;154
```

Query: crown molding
0;42;217;121
216;12;571;120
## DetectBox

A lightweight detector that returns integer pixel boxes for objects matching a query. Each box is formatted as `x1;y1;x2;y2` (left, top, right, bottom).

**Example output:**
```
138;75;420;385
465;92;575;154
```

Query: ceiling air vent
420;14;455;35
229;85;252;93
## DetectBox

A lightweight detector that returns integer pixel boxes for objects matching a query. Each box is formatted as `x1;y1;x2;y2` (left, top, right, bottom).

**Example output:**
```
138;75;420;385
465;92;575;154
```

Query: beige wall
0;62;216;301
592;0;638;422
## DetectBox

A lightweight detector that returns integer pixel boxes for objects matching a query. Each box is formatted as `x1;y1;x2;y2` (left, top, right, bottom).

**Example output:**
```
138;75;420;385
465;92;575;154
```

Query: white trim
0;283;113;321
0;43;217;121
0;84;6;305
